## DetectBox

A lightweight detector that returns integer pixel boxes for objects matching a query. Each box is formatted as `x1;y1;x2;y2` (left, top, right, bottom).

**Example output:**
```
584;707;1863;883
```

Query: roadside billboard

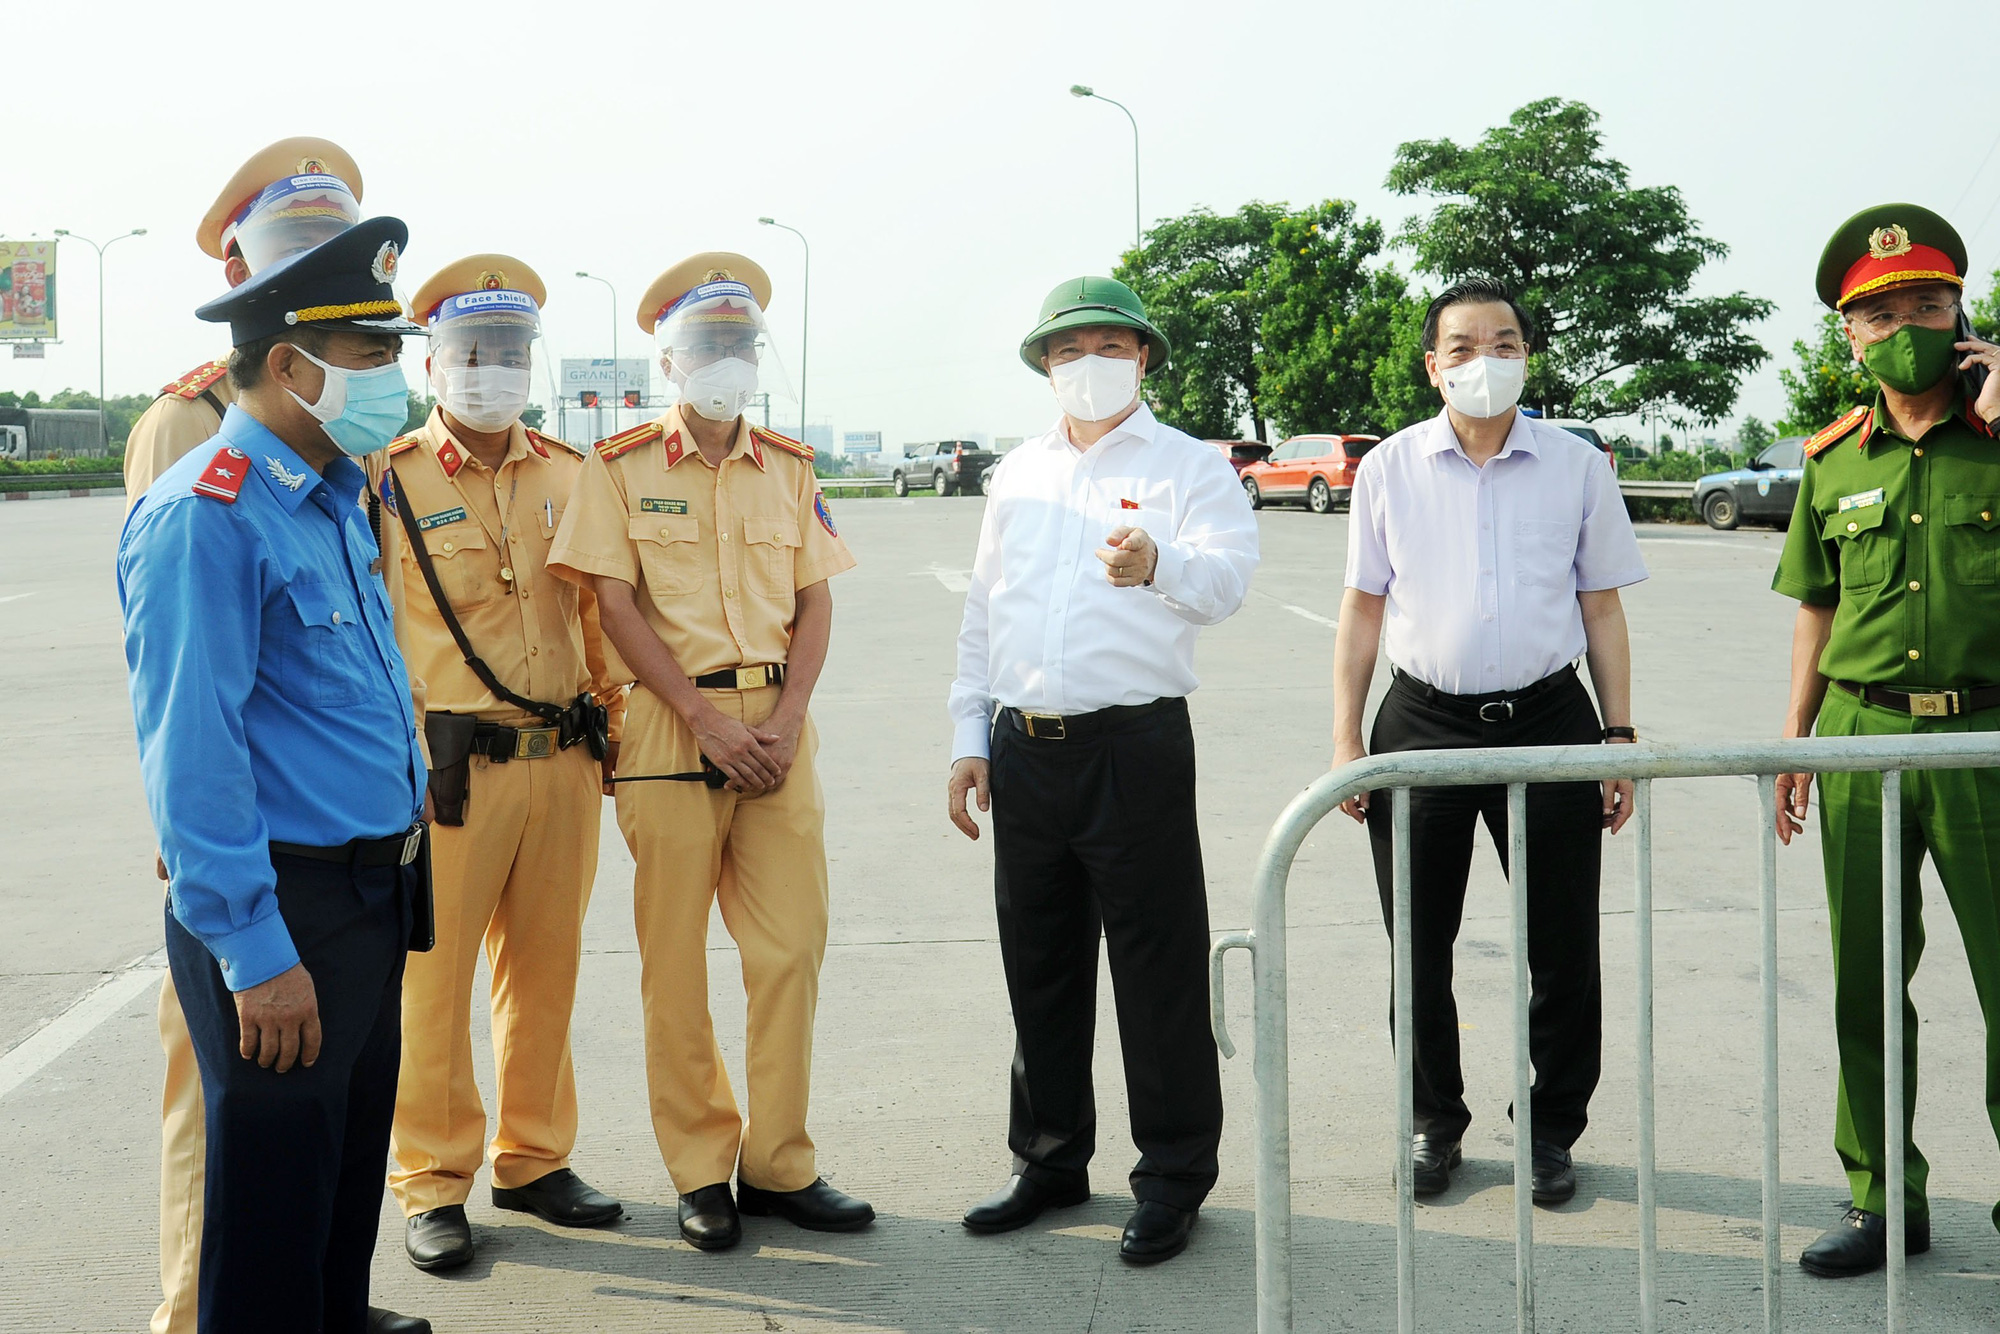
559;357;651;400
841;430;882;455
0;240;56;342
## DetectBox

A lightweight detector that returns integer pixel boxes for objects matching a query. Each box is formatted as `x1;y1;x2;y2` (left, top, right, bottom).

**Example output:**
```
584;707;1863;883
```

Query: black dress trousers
166;852;414;1334
989;698;1223;1209
1364;667;1605;1149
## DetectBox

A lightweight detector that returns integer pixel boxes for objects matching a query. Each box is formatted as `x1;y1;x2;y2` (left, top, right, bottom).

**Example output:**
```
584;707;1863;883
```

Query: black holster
559;692;610;761
423;712;480;827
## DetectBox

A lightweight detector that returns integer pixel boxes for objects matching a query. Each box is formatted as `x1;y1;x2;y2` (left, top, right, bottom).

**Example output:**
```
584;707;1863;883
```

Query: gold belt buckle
1908;691;1957;717
1023;712;1067;740
735;666;767;690
514;726;559;759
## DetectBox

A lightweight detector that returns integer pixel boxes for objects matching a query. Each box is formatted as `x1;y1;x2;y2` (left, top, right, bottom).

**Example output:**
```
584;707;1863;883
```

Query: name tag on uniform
417;505;467;530
640;498;688;514
1838;488;1885;513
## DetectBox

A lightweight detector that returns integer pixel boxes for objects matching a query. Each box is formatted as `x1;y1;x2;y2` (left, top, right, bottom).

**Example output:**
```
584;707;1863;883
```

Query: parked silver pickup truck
892;440;996;497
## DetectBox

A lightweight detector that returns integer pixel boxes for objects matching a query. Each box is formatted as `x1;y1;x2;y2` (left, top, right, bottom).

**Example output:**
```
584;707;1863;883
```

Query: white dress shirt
1345;408;1648;694
949;404;1260;761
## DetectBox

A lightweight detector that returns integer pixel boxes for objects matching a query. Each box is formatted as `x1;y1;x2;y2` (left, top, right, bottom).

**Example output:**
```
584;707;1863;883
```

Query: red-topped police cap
1816;203;1967;309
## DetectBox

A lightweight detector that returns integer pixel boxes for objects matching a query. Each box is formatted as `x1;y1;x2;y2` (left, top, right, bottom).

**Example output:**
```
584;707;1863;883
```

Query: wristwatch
1602;726;1638;742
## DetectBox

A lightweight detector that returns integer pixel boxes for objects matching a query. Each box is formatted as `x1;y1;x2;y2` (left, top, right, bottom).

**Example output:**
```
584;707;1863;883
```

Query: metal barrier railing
1208;733;2000;1334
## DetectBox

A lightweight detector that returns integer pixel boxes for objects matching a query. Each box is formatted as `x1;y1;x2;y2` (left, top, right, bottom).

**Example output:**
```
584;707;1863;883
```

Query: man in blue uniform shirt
119;216;434;1334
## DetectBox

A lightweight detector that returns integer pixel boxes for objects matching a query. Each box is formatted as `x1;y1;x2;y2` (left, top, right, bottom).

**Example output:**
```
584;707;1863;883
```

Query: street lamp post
52;227;147;453
758;218;809;447
1069;85;1141;249
576;271;618;439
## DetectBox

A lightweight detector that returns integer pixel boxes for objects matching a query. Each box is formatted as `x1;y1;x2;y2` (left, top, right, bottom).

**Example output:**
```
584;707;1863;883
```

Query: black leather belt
692;663;787;690
1392;664;1578;723
271;823;426;867
1836;680;2000;717
1000;697;1182;741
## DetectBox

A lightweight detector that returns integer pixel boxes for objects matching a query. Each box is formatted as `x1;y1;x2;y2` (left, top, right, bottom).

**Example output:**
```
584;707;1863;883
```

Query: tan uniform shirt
124;360;235;509
547;406;856;678
369;409;625;739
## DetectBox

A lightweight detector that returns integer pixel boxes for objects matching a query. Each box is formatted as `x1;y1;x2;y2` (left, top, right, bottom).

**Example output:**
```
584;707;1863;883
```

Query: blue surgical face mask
286;344;410;456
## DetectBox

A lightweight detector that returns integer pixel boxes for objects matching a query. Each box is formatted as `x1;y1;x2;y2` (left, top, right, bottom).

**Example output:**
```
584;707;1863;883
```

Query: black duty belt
692;663;787;691
1000;697;1182;741
470;721;561;762
272;823;426;868
1392;664;1578;723
1836;680;2000;717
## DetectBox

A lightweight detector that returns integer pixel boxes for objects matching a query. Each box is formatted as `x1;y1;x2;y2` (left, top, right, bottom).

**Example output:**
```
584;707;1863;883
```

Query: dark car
893;440;997;497
1693;436;1807;530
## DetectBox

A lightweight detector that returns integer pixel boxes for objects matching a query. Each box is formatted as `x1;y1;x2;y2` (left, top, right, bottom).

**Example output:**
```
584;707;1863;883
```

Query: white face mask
1050;353;1140;422
676;356;760;421
1438;355;1526;419
431;364;531;433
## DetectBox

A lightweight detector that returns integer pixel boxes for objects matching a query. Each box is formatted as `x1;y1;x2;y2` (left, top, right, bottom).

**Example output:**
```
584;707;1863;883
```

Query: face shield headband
224;174;362;275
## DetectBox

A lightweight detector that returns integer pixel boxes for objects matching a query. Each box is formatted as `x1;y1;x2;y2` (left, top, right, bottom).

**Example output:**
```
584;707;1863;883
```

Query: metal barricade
1207;733;2000;1334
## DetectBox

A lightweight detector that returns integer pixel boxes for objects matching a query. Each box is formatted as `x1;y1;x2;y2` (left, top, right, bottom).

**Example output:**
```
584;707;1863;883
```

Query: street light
53;227;147;453
575;271;618;437
1069;85;1141;249
758;218;810;448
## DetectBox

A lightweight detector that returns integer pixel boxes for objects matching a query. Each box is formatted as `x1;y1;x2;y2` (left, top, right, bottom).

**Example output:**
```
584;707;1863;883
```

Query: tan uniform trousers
153;971;201;1334
389;731;601;1214
617;683;829;1195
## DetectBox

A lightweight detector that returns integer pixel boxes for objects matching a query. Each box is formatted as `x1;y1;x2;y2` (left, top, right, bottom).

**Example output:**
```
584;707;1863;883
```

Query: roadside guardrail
1209;732;2000;1334
1617;479;1697;500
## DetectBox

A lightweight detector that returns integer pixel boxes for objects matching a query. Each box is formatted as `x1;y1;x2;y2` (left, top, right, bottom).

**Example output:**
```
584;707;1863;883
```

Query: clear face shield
653;280;795;423
224;174;363;276
427;290;540;433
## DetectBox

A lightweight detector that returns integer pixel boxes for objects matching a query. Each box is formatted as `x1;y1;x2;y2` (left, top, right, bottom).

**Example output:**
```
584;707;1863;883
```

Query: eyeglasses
677;338;762;362
1436;341;1526;366
1848;300;1960;335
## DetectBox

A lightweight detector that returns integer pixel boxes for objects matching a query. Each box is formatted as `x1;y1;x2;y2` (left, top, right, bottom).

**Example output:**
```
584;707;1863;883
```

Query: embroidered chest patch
640;497;689;514
417;505;467;531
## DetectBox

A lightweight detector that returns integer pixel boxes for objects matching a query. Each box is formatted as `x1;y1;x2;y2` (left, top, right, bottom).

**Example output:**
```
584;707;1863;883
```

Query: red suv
1240;434;1380;513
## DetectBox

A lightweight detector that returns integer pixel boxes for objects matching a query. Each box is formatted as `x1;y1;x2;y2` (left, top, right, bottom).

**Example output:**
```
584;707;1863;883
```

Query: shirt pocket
1822;504;1890;593
1512;519;1577;589
629;513;704;595
743;515;801;596
418;523;499;610
275;576;370;708
1942;494;2000;586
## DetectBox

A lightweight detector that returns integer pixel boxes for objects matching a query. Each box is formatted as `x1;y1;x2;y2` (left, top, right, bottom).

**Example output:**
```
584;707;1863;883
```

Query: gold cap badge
478;270;506;290
1869;224;1913;260
297;156;326;175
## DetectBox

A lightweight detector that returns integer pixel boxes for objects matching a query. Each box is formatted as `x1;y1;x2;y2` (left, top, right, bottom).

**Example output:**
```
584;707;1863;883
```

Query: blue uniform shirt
119;406;426;991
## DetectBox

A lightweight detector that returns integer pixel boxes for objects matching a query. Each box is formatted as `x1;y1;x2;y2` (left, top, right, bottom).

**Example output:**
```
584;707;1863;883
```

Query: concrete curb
1;485;124;502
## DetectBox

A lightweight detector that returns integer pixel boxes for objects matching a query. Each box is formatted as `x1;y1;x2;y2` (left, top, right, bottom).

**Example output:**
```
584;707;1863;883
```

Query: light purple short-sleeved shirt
1345;408;1648;694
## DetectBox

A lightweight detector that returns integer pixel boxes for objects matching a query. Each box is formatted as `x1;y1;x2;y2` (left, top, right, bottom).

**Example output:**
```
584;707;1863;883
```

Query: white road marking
929;567;973;593
0;592;36;605
0;951;165;1103
1281;603;1338;628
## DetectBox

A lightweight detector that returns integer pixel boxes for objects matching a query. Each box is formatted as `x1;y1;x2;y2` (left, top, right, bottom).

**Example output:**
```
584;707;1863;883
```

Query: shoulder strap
199;388;226;419
388;461;562;725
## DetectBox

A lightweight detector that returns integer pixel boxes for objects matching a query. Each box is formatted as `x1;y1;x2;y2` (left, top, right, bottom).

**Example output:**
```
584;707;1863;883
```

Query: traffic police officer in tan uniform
376;256;629;1271
1774;203;2000;1277
125;137;364;502
547;252;872;1250
130;137;427;1334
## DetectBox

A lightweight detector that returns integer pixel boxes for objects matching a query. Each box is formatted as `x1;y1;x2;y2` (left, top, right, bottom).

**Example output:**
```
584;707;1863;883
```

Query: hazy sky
8;0;2000;451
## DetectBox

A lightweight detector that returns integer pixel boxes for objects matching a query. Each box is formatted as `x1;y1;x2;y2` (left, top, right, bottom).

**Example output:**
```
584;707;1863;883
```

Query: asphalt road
2;495;1995;1332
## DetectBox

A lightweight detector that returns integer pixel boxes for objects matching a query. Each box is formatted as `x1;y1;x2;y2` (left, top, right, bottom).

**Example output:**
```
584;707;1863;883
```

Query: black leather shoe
1120;1201;1197;1265
678;1182;742;1251
1799;1207;1932;1277
963;1173;1091;1234
404;1205;473;1272
492;1168;624;1227
1408;1135;1462;1197
737;1177;876;1232
1530;1142;1577;1205
366;1310;434;1334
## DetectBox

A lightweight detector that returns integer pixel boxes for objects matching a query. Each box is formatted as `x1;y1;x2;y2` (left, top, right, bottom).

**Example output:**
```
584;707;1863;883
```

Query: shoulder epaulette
159;359;229;400
386;434;421;457
1804;405;1872;458
528;427;583;457
190;446;250;504
750;425;813;461
597;421;662;461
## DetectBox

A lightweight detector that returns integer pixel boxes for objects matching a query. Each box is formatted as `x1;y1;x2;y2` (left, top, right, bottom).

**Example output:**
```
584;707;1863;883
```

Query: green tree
1386;97;1773;422
1777;312;1872;433
1736;414;1774;453
1253;200;1413;437
1115;202;1286;439
520;403;546;431
403;392;435;433
1970;265;2000;342
1368;292;1439;434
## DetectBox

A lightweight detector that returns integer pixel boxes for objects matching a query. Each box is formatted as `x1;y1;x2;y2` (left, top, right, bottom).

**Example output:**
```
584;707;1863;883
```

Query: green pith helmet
1017;275;1172;375
1815;203;1967;310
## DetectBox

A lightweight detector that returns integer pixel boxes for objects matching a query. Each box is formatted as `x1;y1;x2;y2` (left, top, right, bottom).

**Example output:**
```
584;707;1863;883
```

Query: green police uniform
1775;202;2000;1233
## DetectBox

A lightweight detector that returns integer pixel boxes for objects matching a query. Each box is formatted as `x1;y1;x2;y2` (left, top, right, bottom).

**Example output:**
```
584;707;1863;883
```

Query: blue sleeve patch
814;491;837;536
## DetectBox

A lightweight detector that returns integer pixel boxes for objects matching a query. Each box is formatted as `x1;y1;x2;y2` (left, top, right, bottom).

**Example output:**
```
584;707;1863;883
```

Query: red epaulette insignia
750;425;813;461
662;430;686;467
598;421;662;462
386;434;421;457
160;359;229;400
527;427;582;458
436;438;466;478
1804;405;1872;459
191;446;250;503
